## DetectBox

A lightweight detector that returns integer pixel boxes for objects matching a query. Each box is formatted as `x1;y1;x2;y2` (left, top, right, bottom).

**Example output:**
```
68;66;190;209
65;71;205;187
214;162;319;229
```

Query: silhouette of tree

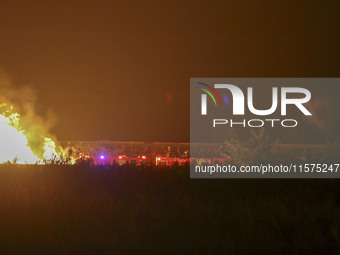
221;128;280;165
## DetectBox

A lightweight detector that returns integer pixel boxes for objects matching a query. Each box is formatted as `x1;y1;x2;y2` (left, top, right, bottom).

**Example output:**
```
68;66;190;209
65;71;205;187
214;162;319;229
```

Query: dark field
0;165;339;254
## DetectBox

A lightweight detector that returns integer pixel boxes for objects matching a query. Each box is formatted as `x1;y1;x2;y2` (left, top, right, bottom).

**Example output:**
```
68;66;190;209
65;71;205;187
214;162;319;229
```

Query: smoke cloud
305;95;335;133
0;68;61;159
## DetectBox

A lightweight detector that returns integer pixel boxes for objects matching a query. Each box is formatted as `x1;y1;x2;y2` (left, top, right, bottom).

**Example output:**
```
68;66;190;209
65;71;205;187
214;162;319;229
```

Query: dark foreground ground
0;165;339;254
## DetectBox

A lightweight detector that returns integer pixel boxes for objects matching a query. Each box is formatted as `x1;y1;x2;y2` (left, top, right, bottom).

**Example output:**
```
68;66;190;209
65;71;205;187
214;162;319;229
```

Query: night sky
0;1;339;142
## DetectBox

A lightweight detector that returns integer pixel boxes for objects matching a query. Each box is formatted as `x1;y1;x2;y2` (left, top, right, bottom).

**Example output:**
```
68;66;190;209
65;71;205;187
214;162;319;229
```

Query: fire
0;103;60;164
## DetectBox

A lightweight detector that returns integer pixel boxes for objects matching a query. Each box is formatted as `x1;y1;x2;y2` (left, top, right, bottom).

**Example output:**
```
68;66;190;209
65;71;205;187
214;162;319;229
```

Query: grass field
0;164;339;254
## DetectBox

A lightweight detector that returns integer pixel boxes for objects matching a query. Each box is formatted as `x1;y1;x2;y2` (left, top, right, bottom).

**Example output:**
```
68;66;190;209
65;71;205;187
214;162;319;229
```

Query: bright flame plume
0;103;60;164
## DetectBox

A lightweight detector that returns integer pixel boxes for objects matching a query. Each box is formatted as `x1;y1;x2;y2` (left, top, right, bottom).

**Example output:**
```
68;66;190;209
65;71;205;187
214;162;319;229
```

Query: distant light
118;156;122;159
100;155;105;159
157;157;161;160
142;156;146;159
